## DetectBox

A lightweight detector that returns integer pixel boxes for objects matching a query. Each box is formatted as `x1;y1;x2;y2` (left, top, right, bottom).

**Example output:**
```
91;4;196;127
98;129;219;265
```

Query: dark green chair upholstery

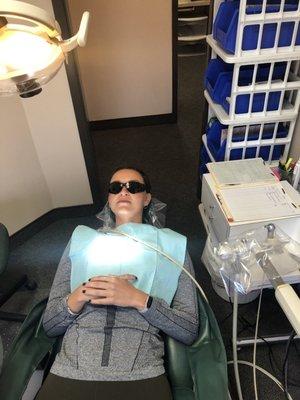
0;223;37;322
0;292;228;400
165;292;228;400
0;298;57;400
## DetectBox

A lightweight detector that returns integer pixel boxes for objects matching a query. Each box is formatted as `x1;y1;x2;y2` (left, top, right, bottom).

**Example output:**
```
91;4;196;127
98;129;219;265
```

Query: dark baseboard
10;204;102;249
90;113;177;131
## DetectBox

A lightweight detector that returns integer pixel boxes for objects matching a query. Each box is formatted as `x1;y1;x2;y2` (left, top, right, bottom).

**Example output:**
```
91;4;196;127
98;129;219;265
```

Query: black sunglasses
108;181;146;194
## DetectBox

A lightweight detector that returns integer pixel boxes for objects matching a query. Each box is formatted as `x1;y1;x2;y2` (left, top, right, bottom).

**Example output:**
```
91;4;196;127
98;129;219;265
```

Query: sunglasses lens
108;182;122;194
109;181;146;194
127;181;146;194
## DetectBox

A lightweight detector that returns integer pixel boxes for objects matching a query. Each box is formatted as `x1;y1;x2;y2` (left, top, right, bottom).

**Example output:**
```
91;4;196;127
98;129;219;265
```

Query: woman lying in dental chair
36;167;199;400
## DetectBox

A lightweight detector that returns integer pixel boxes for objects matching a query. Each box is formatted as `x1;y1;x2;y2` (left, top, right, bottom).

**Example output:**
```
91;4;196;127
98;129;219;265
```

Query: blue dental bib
69;223;187;305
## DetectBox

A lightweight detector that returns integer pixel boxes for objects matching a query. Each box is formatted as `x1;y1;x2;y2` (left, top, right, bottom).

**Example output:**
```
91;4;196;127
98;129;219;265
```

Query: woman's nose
120;187;129;195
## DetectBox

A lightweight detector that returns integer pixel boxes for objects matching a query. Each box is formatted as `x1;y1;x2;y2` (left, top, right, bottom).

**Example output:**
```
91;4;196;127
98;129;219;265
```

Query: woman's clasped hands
67;275;149;314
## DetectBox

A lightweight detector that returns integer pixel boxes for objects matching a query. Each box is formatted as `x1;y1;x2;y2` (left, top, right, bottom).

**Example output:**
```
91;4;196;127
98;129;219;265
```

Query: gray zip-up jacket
43;239;199;381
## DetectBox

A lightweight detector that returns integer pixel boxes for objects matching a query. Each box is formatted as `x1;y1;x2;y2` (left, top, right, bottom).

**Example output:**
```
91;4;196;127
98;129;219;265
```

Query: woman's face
108;169;151;225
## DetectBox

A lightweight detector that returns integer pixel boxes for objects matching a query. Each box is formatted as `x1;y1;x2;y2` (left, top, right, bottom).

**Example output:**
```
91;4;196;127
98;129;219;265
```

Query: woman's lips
117;200;131;204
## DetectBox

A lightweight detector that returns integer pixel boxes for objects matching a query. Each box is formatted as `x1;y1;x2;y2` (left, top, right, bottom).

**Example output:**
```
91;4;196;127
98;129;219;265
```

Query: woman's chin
115;209;134;219
115;205;131;213
114;209;141;223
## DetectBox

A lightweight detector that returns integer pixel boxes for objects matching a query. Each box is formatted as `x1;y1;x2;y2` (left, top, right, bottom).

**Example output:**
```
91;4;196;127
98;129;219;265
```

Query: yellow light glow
0;64;7;75
0;29;61;76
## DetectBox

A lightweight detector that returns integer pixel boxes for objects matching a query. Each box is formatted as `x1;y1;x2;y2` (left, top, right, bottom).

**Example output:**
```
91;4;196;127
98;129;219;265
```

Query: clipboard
207;158;278;188
217;183;300;222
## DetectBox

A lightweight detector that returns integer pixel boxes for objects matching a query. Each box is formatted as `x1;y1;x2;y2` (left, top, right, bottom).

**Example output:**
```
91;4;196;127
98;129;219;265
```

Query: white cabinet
200;173;300;243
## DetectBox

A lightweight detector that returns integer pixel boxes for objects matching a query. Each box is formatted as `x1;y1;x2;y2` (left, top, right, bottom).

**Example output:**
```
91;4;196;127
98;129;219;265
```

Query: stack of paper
207;159;300;223
207;158;278;187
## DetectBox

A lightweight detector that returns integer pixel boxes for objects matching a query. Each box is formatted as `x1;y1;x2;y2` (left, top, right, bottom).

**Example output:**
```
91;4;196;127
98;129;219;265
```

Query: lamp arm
60;11;90;53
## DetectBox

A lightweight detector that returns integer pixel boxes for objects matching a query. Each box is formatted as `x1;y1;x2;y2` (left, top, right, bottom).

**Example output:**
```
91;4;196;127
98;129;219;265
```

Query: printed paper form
207;158;277;187
218;184;300;222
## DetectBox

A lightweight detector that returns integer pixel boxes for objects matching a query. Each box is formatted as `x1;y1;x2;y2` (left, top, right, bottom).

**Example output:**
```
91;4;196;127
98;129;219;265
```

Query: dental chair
0;292;228;400
0;223;37;322
165;293;228;399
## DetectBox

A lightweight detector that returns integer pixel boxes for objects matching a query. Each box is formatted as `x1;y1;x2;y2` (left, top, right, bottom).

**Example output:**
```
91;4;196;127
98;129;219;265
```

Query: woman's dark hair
111;166;151;193
109;166;152;224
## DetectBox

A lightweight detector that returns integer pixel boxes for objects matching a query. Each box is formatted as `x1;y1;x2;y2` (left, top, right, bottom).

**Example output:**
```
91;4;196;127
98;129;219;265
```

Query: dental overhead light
0;0;90;98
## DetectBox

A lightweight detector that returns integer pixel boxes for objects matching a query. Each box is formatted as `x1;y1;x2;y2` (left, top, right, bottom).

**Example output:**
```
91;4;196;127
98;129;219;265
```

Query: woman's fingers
82;287;110;299
79;275;140;307
119;274;137;281
88;274;137;283
85;281;112;290
90;297;112;305
88;276;111;283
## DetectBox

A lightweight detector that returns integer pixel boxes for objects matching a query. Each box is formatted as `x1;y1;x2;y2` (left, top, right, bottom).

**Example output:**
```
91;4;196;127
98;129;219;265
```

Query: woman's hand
67;283;91;314
83;275;149;310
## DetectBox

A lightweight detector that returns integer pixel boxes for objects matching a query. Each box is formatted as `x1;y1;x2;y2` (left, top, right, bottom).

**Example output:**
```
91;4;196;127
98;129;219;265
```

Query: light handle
275;284;300;335
60;11;90;52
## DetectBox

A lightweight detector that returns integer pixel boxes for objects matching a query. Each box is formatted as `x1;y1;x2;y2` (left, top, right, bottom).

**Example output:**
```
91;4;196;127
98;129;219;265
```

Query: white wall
0;0;93;235
67;0;173;121
21;67;92;208
0;97;52;235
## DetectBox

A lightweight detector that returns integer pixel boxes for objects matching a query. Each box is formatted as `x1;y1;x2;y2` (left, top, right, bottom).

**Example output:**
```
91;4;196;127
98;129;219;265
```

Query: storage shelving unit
202;0;300;166
178;0;211;56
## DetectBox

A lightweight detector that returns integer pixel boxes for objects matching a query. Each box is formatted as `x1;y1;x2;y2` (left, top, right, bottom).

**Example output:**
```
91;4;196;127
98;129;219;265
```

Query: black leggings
35;373;173;400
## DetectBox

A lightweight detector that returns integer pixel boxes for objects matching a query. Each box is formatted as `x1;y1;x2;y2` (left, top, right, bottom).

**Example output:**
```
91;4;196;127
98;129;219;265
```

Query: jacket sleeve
140;251;199;345
43;242;80;337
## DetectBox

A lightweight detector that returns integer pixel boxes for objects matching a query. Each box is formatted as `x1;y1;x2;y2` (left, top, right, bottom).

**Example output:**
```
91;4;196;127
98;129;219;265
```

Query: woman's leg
35;373;96;400
94;374;173;400
36;373;173;400
131;374;173;400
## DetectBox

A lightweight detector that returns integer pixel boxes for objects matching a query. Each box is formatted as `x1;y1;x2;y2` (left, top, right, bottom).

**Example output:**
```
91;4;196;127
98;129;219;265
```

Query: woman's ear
144;193;152;207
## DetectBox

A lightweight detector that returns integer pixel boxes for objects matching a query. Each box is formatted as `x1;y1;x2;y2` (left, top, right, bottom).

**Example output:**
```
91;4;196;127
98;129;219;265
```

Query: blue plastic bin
205;58;286;113
223;91;281;114
205;59;233;103
213;1;300;54
199;119;287;173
